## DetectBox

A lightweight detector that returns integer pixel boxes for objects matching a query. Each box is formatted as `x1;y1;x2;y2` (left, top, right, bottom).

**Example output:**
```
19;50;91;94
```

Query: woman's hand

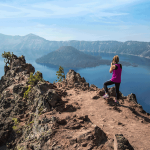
111;62;113;66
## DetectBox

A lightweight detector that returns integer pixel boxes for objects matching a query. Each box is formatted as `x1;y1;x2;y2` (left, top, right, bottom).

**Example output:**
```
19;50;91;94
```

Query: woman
102;55;122;104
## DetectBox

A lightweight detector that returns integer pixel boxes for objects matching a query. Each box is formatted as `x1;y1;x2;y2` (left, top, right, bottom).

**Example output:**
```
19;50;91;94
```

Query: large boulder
114;134;134;150
55;69;89;91
66;70;86;85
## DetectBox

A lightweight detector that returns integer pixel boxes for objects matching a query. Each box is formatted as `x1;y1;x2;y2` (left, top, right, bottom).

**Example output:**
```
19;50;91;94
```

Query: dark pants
103;80;120;100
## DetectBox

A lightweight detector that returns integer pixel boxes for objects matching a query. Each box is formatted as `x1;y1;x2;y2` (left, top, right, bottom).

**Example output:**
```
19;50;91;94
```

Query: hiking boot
102;94;109;99
115;99;119;105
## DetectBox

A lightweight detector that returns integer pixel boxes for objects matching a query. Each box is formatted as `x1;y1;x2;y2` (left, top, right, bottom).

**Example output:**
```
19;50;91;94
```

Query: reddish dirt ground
39;87;150;150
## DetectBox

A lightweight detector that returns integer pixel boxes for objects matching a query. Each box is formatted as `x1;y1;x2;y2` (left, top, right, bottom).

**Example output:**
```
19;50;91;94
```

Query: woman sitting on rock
102;55;122;104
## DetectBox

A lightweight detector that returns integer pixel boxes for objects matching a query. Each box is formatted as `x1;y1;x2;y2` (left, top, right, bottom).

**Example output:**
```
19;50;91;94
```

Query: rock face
0;54;149;150
114;134;134;150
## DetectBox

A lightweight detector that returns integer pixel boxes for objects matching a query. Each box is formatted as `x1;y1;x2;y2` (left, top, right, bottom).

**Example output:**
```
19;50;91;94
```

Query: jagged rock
69;122;107;148
92;95;100;99
0;54;34;94
90;84;98;91
127;93;138;104
66;70;86;84
0;54;56;149
0;118;13;146
10;54;26;69
45;89;61;107
0;53;149;150
98;89;105;96
4;64;9;75
54;70;89;91
114;134;134;150
13;84;28;97
9;54;34;75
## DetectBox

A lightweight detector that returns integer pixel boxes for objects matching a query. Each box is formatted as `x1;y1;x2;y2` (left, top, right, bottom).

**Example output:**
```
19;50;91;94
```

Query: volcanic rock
0;54;149;150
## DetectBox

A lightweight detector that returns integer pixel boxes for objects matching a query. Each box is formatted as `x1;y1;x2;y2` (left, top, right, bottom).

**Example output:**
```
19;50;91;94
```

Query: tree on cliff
1;51;14;75
53;66;65;83
1;51;13;67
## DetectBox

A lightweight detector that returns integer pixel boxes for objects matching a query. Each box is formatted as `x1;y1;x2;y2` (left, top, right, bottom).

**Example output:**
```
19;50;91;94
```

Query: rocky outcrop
0;54;149;150
114;134;134;150
0;54;35;93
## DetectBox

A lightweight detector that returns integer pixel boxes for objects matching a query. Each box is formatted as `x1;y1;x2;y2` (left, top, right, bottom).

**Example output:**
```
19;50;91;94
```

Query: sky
0;0;150;42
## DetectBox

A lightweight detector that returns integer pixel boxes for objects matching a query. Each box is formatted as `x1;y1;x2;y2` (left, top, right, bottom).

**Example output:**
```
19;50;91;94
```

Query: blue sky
0;0;150;42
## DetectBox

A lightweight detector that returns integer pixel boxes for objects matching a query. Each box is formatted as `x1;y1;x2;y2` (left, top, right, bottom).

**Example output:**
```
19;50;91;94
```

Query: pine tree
1;51;13;66
53;66;65;83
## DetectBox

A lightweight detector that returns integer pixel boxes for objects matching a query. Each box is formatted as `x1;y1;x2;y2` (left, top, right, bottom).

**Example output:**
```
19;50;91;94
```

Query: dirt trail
43;88;150;150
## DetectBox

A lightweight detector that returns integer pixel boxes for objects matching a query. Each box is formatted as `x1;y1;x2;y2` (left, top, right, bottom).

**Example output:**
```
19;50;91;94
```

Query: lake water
0;52;150;113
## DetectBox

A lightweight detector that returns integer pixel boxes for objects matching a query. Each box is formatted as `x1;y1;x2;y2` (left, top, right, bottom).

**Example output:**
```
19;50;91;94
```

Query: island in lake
35;46;138;68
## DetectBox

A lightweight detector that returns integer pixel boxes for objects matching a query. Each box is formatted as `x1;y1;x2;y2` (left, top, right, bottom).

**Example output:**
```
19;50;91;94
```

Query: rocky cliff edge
0;54;150;150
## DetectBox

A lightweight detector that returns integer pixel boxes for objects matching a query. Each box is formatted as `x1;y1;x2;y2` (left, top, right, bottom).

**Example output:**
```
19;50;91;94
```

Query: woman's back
114;64;122;70
111;63;122;83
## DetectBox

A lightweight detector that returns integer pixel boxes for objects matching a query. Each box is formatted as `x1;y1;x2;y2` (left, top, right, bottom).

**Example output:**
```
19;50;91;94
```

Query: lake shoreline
36;59;138;69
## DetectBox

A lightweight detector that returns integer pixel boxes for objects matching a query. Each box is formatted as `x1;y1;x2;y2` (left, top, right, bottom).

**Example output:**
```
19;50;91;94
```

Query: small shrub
12;118;19;125
23;85;31;99
16;145;23;150
16;130;21;134
12;118;20;132
30;120;34;124
28;71;45;86
12;125;18;130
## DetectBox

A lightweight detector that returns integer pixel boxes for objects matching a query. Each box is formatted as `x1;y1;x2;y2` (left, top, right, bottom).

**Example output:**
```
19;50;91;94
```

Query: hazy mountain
0;33;150;60
35;46;104;68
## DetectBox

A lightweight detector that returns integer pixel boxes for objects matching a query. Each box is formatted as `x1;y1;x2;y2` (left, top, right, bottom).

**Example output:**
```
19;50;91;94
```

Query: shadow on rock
129;107;150;123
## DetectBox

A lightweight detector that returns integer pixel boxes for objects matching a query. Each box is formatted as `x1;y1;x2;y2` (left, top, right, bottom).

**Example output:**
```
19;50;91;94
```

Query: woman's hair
113;55;119;64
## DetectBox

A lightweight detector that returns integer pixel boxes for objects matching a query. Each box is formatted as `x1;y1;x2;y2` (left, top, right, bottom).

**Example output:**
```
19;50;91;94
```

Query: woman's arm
109;62;115;73
109;62;113;73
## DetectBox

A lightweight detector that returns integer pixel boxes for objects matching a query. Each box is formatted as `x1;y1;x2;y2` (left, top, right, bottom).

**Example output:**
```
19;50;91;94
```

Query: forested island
35;46;138;68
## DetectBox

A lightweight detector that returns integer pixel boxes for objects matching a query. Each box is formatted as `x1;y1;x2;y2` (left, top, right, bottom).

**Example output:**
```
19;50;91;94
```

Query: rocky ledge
0;54;149;150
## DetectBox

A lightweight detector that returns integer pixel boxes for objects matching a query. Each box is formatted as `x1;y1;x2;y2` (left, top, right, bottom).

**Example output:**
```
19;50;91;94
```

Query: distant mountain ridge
0;33;150;60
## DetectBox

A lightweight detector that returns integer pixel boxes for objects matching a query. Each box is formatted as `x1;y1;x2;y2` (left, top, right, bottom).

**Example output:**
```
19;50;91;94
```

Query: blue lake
0;52;150;113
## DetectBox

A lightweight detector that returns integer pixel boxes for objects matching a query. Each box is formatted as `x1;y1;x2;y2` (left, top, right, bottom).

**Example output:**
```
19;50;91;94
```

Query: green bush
24;71;45;100
23;85;31;99
12;118;19;131
12;125;18;130
28;71;45;86
12;118;19;125
30;120;34;124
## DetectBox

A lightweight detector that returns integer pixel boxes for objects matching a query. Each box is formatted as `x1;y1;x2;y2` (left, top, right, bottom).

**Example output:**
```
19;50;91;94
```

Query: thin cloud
0;0;140;19
0;0;149;42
